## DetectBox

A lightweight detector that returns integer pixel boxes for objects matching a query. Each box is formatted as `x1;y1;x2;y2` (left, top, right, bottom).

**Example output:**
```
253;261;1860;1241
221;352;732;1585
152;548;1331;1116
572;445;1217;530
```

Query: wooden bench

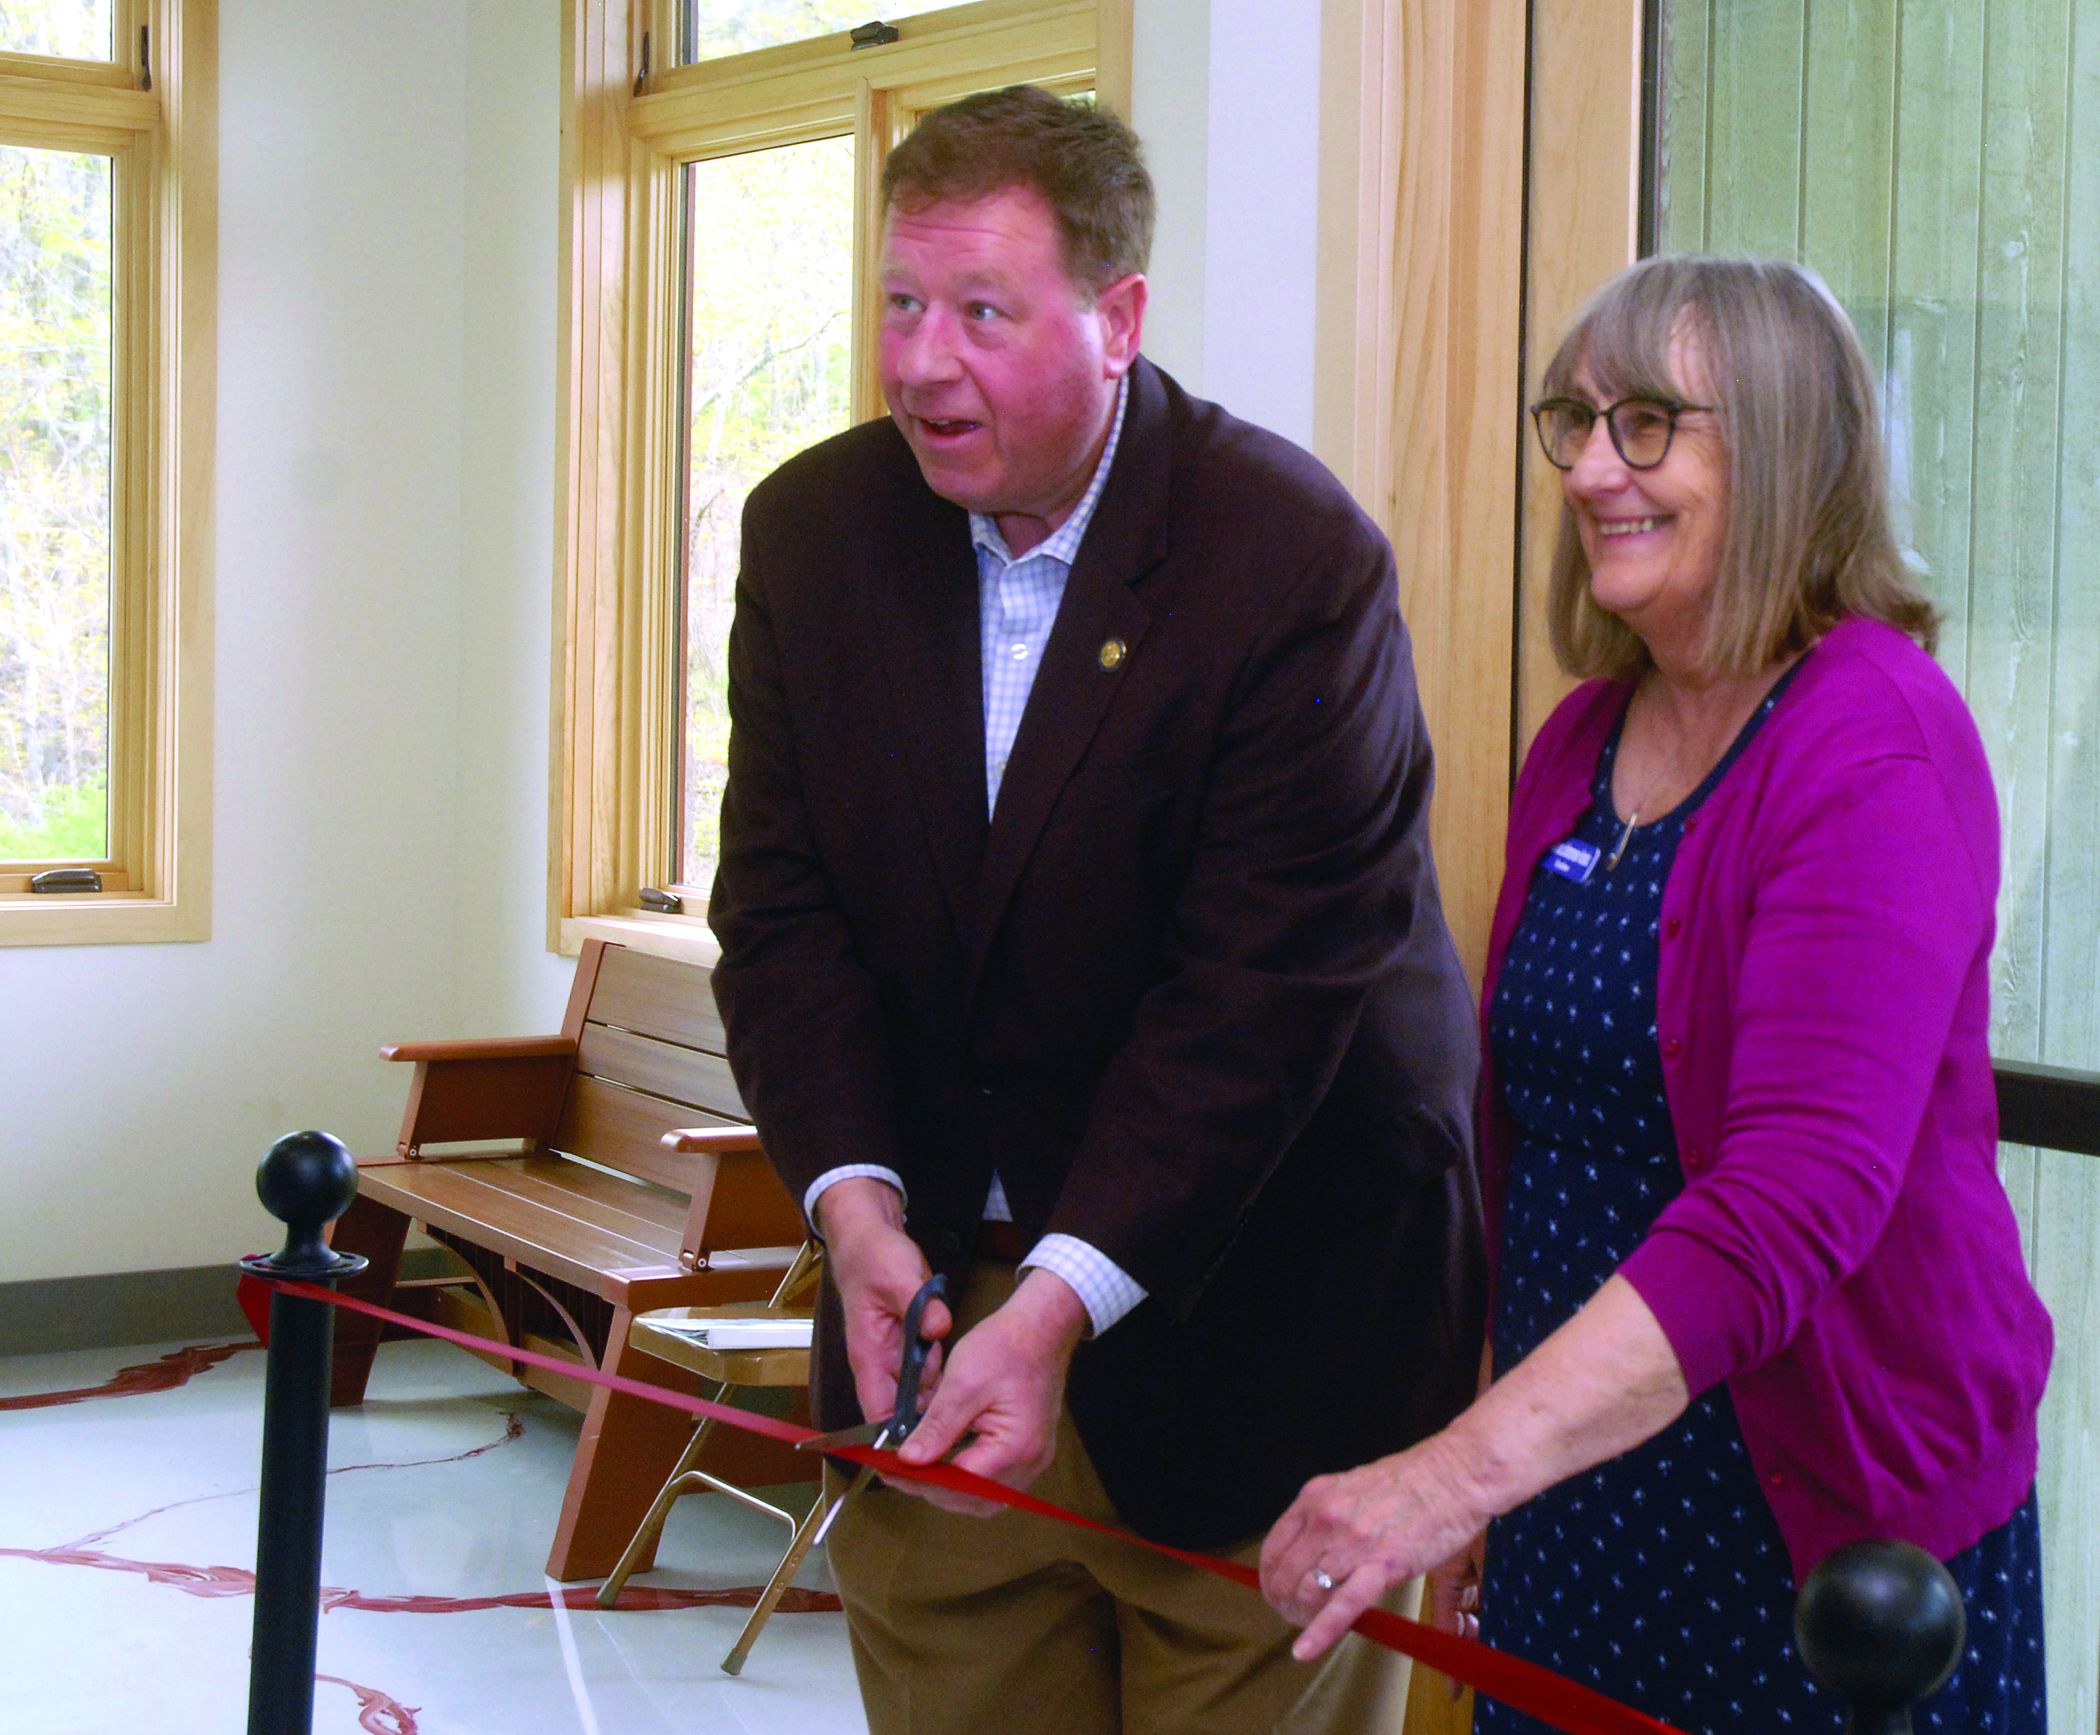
326;938;811;1581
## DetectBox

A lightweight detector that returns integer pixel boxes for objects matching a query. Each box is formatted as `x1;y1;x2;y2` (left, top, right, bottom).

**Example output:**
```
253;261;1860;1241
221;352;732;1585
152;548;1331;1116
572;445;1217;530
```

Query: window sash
2;0;133;65
0;131;125;877
0;0;212;941
673;0;963;69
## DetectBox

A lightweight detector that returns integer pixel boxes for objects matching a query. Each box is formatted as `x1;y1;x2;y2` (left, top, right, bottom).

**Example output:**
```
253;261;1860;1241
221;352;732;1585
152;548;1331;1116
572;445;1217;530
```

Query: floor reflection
0;1332;864;1734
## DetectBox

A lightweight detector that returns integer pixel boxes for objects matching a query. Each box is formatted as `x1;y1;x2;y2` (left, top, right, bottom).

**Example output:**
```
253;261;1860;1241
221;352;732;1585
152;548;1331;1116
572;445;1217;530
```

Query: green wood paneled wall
1657;3;2099;1730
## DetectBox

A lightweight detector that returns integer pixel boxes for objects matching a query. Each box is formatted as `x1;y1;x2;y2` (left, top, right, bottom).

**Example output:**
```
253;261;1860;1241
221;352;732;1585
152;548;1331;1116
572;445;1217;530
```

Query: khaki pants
826;1262;1420;1734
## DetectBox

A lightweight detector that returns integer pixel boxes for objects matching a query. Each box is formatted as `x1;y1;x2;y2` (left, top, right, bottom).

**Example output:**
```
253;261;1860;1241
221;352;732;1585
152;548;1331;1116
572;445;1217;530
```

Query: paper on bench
646;1315;814;1349
700;1245;802;1270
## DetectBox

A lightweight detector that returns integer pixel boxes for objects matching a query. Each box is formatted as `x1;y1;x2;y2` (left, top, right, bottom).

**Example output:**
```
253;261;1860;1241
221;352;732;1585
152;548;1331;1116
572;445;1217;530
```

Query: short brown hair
881;85;1154;293
1541;255;1937;680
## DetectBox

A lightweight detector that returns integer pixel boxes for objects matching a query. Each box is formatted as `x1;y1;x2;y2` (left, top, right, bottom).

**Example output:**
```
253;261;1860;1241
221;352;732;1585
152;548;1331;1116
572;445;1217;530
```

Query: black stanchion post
239;1131;367;1735
1795;1538;1966;1735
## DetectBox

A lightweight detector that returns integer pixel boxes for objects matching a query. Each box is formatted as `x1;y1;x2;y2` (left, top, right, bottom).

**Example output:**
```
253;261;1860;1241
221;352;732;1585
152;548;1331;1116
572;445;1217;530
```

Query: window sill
0;893;207;948
560;909;722;967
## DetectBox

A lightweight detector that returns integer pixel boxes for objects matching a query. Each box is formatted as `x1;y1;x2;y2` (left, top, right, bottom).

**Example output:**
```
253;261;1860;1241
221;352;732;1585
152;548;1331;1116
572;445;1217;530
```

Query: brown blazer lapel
972;363;1173;973
867;489;988;952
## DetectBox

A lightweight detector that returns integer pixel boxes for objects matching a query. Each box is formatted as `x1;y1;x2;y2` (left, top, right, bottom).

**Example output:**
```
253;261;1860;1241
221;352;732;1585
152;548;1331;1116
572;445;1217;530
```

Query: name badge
1545;838;1601;884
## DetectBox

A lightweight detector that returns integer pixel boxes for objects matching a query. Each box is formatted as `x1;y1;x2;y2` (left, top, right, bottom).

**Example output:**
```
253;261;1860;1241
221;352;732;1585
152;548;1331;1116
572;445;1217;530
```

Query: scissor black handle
889;1272;947;1438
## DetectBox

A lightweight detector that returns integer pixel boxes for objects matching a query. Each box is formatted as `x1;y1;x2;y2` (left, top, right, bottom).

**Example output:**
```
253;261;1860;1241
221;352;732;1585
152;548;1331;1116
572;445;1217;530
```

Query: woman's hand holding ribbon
1258;1427;1492;1662
1427;1533;1487;1695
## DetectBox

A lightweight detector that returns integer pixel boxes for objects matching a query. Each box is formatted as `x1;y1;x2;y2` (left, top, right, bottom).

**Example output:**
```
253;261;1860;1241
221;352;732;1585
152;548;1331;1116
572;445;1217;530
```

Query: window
677;0;957;63
0;0;215;945
675;133;855;889
1646;9;2100;1724
554;0;1130;959
1524;4;2100;1726
1307;0;1527;976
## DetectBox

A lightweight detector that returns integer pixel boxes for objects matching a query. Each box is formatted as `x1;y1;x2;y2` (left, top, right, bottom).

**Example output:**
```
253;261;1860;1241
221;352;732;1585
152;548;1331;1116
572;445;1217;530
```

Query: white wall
0;0;567;1284
1135;0;1324;445
456;0;574;1031
0;0;1323;1287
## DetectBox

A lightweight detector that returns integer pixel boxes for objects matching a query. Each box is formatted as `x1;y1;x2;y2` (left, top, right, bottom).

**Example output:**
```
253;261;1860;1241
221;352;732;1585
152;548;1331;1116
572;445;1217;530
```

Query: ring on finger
1310;1566;1338;1594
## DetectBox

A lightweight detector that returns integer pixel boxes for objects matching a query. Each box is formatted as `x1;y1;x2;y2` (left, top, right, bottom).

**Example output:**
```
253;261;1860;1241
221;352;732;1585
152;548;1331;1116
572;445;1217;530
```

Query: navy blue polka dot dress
1476;670;2045;1735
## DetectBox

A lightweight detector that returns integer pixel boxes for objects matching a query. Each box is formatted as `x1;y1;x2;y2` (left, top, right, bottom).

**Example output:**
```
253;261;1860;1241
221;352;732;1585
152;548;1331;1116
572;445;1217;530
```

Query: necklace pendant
1604;810;1639;872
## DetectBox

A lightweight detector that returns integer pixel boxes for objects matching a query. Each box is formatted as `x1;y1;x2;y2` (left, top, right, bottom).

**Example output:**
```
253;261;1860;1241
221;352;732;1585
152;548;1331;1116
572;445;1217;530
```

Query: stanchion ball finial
1795;1538;1964;1733
251;1131;362;1277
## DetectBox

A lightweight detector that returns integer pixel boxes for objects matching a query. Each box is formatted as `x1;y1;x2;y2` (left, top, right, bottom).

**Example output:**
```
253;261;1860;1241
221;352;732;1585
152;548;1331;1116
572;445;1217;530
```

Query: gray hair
1541;254;1936;679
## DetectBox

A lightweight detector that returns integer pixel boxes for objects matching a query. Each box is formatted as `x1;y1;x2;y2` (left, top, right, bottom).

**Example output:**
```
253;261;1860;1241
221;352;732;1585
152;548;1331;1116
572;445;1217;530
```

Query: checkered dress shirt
806;380;1146;1334
973;375;1128;813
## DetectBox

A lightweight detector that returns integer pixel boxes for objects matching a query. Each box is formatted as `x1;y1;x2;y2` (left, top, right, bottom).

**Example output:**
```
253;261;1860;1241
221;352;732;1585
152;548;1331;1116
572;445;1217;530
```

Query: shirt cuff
804;1164;906;1235
1020;1233;1148;1336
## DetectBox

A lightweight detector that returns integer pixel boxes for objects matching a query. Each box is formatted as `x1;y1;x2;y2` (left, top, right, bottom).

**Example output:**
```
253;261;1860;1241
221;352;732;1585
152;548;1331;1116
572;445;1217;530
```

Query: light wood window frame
0;0;216;946
1309;0;1642;1001
1311;0;1529;990
1308;10;1535;1731
1516;0;1643;751
553;0;1131;964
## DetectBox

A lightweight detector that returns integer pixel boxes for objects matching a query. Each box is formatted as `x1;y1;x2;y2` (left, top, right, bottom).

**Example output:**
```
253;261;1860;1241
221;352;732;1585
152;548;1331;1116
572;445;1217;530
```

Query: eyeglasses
1529;395;1713;471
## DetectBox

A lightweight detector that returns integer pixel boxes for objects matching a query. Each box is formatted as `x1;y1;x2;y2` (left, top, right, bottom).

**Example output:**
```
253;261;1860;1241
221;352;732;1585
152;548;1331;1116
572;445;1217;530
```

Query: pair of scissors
799;1273;946;1545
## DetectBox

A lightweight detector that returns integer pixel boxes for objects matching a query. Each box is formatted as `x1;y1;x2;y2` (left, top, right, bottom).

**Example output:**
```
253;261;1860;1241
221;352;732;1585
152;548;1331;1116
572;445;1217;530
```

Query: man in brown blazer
710;86;1484;1732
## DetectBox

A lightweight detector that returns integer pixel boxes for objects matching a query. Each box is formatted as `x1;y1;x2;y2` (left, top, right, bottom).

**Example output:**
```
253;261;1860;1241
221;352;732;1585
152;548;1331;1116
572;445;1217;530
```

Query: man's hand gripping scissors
799;1272;948;1543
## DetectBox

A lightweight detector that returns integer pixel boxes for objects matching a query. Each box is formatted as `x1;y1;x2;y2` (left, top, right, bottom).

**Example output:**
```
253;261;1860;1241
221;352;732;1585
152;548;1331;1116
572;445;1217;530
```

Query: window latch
30;868;103;895
850;21;901;49
634;29;650;95
139;24;151;91
638;887;684;914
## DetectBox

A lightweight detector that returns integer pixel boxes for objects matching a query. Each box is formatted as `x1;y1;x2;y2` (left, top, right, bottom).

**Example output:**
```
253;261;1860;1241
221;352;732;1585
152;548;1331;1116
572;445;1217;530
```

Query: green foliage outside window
680;135;854;885
0;774;104;857
0;0;112;61
680;0;953;64
0;132;114;864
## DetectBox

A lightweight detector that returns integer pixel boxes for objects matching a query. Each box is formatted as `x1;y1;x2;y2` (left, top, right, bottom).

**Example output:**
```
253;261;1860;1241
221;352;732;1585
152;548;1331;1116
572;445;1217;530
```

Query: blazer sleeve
1044;514;1463;1316
706;495;906;1207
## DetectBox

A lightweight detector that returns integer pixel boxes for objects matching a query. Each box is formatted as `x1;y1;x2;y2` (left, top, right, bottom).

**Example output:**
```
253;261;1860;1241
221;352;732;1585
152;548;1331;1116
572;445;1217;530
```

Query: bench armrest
381;1035;576;1064
664;1125;805;1268
384;1036;579;1157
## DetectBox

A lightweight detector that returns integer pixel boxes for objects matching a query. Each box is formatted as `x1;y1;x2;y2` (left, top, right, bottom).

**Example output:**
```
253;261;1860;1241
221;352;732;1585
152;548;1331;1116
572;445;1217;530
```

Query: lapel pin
1098;637;1127;671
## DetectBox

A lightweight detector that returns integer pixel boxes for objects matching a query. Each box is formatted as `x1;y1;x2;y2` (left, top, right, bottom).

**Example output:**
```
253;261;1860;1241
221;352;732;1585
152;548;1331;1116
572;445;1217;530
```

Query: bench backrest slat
558;1076;737;1193
549;943;748;1193
555;1077;803;1251
574;1024;746;1122
531;942;804;1256
586;944;729;1051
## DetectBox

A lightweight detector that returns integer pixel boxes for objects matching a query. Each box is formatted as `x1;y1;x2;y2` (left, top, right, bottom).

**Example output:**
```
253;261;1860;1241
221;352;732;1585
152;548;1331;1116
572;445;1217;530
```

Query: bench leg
546;1306;697;1581
594;1411;725;1610
326;1192;409;1408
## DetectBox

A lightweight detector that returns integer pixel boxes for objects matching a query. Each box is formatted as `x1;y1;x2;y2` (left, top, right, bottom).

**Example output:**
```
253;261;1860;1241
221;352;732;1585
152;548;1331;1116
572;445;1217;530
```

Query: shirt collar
969;373;1130;569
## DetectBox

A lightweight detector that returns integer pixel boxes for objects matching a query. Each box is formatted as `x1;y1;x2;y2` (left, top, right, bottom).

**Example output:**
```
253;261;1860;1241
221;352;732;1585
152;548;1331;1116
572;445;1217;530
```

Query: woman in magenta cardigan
1262;257;2051;1732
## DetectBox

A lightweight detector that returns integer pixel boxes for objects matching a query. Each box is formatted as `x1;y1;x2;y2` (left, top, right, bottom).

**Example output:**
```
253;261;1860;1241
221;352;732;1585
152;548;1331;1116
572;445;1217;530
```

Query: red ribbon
240;1271;1687;1735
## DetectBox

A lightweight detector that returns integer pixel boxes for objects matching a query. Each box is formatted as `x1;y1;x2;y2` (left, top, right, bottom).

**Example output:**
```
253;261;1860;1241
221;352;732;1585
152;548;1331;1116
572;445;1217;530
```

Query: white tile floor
0;1331;869;1735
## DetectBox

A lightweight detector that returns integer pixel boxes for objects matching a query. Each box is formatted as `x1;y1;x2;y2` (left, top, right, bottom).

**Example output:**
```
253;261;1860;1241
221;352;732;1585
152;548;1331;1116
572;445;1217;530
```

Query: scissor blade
808;1465;862;1549
806;1422;895;1549
796;1418;894;1454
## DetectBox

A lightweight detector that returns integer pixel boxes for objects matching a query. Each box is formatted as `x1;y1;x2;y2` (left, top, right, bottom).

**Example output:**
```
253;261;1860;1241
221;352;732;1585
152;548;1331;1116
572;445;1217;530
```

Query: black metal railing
1994;1060;2100;1159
